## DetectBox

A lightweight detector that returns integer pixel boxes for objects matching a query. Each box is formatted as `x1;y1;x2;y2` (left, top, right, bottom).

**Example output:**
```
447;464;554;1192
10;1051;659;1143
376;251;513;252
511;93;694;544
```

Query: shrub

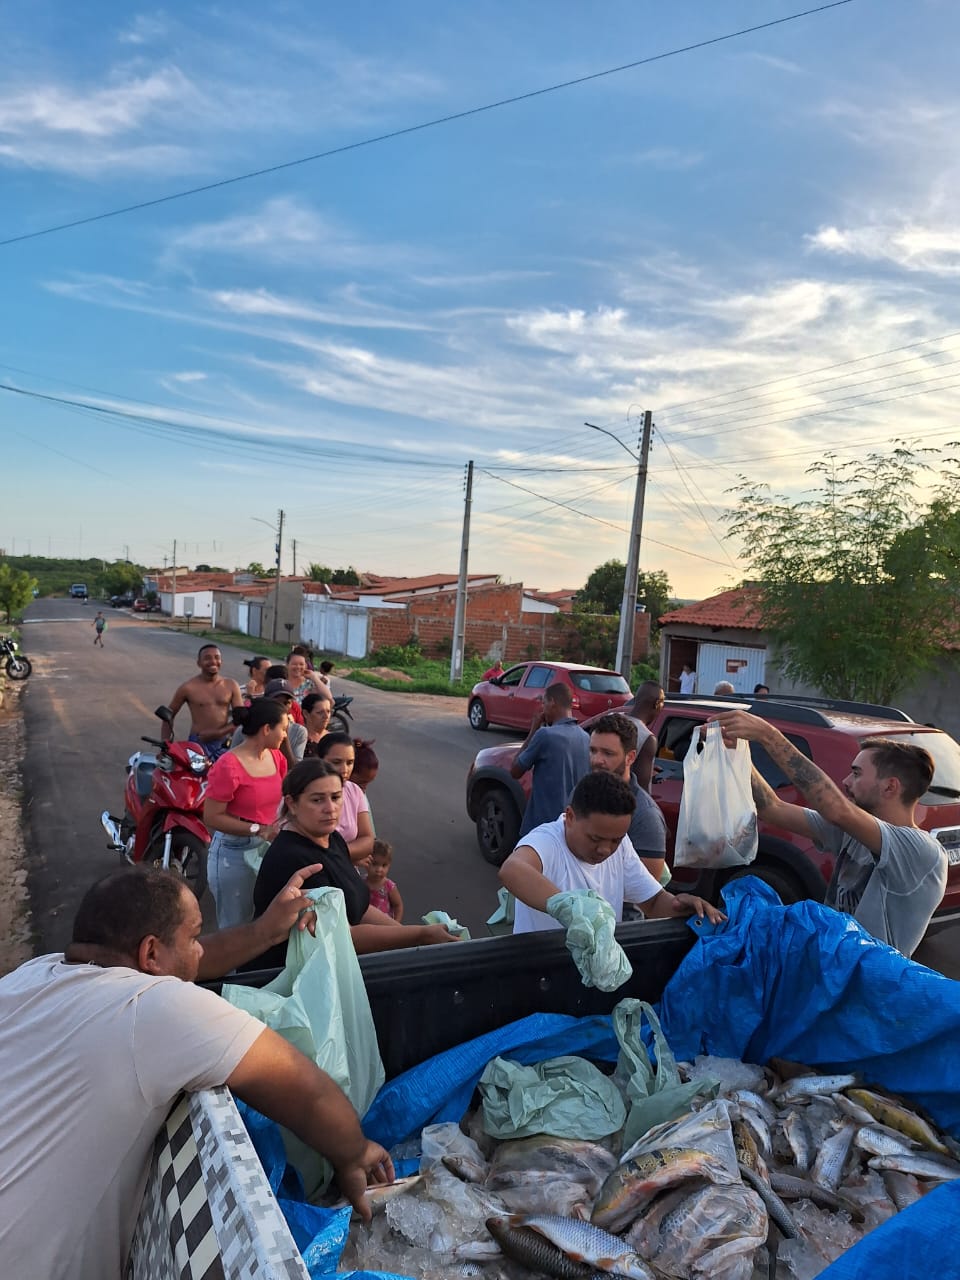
370;642;422;668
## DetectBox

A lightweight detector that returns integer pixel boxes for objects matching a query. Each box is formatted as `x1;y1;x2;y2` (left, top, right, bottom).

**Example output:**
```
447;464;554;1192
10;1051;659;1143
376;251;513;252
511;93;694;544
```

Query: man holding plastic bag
715;710;946;956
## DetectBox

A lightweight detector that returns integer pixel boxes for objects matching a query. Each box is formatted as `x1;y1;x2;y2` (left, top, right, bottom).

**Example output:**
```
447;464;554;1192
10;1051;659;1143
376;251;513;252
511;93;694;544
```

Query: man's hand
713;710;773;747
671;893;726;925
257;863;324;944
335;1142;395;1223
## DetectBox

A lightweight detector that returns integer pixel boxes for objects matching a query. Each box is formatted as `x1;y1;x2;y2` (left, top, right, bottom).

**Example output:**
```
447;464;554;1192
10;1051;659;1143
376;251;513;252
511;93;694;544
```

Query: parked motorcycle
0;637;31;680
100;706;210;896
329;693;354;735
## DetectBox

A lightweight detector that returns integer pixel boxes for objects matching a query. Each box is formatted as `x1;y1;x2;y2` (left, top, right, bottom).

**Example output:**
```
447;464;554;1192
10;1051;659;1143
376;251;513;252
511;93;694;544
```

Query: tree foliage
307;563;361;585
577;560;673;624
103;562;145;597
245;561;267;576
0;564;38;622
726;446;960;704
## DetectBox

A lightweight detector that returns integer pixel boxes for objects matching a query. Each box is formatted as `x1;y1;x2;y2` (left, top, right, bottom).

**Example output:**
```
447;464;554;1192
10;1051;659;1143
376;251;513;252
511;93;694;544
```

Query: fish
737;1162;799;1239
868;1153;960;1181
811;1121;857;1191
735;1104;773;1159
443;1154;490;1184
505;1213;654;1279
855;1124;922;1159
485;1215;655;1280
591;1147;731;1232
350;1174;423;1218
832;1092;877;1126
767;1170;865;1222
733;1117;766;1175
774;1073;859;1103
845;1089;951;1156
730;1089;778;1127
488;1136;617;1199
881;1170;924;1211
781;1109;814;1173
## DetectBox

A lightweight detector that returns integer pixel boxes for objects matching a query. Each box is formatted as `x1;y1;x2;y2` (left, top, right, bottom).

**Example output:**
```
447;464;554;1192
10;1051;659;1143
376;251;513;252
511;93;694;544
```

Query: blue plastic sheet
658;877;960;1136
361;1012;619;1150
819;1183;960;1279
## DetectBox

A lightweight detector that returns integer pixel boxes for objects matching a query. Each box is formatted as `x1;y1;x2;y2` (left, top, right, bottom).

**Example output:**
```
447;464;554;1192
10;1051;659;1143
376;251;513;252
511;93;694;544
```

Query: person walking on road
92;611;107;647
715;710;947;957
510;682;590;840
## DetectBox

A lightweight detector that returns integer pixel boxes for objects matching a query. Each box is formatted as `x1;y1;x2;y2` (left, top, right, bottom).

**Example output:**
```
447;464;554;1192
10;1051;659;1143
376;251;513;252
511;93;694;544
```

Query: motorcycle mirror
154;705;174;723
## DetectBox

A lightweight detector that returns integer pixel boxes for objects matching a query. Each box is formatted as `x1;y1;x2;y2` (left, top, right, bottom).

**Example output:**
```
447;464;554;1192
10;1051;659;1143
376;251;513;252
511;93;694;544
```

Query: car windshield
882;731;960;804
569;671;631;694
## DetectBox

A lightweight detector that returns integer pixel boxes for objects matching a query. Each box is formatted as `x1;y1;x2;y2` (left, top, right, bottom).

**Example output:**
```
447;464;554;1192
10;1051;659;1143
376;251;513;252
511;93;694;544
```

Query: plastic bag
545;889;633;991
223;888;385;1196
619;1098;741;1178
420;909;471;940
478;1053;626;1140
613;999;720;1146
486;887;515;936
674;721;758;868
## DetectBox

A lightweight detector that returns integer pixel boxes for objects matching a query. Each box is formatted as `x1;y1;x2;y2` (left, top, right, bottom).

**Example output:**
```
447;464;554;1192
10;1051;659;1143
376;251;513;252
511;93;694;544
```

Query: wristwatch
248;823;261;836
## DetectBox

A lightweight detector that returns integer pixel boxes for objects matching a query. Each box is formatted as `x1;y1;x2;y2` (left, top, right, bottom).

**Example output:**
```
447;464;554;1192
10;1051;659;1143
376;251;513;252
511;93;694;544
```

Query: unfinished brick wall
366;587;651;667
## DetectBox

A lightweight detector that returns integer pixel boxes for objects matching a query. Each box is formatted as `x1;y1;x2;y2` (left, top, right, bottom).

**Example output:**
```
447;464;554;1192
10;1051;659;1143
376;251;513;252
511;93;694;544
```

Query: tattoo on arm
767;737;846;810
750;768;778;813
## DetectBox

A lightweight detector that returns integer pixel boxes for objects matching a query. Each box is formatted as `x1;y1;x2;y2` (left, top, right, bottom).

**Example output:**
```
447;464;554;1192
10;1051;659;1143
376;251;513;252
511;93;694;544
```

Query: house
658;585;960;739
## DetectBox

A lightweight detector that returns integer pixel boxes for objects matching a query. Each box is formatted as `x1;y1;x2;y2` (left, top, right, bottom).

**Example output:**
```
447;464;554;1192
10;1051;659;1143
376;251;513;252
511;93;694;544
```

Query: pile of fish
339;1056;960;1279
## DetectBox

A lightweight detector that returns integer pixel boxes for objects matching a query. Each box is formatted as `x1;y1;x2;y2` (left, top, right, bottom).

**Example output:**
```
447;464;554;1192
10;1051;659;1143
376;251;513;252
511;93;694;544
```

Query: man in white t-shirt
500;771;724;933
0;866;393;1280
679;664;697;695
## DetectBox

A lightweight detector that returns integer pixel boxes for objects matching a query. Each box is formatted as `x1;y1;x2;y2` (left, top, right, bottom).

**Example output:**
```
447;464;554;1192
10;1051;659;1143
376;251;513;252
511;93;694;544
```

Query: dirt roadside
0;682;34;976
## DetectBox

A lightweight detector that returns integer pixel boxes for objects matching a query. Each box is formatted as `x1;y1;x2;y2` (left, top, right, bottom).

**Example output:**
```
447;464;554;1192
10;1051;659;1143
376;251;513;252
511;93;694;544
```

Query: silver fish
868;1153;960;1181
811;1121;857;1191
775;1073;859;1103
768;1170;865;1222
489;1136;616;1199
736;1104;773;1159
832;1092;877;1125
485;1218;595;1279
507;1213;653;1279
846;1088;951;1156
855;1124;921;1159
443;1154;489;1184
881;1169;924;1210
781;1109;813;1172
737;1162;799;1239
730;1089;777;1127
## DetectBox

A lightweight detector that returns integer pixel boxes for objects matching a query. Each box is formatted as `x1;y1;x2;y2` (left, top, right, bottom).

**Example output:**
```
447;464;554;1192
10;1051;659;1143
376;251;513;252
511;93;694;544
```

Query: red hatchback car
468;661;631;732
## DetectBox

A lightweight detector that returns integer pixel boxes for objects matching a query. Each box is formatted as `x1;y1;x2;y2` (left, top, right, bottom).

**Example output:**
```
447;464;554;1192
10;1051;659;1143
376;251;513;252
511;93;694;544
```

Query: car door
509;664;555;728
485;664;527;727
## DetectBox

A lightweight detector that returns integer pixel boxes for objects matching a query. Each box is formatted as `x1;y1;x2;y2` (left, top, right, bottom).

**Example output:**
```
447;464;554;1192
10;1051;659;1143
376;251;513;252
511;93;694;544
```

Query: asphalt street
18;599;504;951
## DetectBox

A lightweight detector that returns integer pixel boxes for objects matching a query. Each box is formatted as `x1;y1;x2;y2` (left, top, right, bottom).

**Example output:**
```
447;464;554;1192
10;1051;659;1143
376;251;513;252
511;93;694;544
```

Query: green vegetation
577;562;674;629
726;446;960;704
306;564;361;585
0;564;38;622
0;555;146;601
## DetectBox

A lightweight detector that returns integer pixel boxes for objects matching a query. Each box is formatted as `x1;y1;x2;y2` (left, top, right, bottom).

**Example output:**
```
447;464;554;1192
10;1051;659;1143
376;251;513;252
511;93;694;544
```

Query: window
751;736;811;789
523;666;553;689
570;671;631;695
880;731;960;805
655;715;811;789
499;666;526;688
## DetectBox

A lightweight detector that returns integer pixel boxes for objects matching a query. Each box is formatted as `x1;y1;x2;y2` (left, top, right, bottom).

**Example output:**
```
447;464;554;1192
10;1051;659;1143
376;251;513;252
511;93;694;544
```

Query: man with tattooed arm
715;711;947;957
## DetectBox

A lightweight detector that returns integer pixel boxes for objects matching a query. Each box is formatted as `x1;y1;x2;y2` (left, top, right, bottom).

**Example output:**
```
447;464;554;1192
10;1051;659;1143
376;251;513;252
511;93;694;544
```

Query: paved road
19;599;505;951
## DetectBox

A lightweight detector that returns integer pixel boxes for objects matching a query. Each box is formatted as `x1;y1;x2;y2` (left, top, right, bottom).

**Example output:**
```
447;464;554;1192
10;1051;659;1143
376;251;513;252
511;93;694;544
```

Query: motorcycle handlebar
141;736;166;748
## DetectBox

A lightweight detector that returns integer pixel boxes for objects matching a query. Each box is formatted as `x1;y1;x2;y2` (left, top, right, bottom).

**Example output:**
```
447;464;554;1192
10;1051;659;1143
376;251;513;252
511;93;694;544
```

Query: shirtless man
162;644;243;761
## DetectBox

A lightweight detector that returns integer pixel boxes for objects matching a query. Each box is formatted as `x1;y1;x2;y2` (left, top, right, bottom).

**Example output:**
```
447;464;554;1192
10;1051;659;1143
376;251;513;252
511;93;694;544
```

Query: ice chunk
776;1237;829;1279
791;1199;862;1262
688;1055;766;1094
420;1122;487;1173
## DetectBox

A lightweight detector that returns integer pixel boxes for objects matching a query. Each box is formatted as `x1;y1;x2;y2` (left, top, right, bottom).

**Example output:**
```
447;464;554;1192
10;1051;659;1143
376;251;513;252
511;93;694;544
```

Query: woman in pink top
203;699;288;928
315;733;374;865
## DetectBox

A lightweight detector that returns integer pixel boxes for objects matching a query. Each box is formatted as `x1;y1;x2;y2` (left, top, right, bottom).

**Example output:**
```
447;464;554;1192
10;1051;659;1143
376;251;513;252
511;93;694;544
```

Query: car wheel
721;862;806;907
475;786;521;866
468;698;489;731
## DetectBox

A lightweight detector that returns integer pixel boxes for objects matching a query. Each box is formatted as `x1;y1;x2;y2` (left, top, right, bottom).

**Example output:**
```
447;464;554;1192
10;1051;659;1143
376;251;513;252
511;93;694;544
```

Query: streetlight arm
584;421;639;462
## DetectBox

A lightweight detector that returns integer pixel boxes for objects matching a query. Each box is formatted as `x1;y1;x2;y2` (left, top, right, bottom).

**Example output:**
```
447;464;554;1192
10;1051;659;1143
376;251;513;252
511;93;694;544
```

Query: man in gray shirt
588;712;670;887
512;682;589;838
715;711;946;956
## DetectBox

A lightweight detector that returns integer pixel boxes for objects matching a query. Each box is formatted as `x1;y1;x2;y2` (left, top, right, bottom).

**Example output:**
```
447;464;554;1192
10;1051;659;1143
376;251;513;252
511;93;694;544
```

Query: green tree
331;566;360;586
577;560;673;623
725;446;960;704
103;562;145;597
0;564;38;622
307;563;332;582
245;561;267;576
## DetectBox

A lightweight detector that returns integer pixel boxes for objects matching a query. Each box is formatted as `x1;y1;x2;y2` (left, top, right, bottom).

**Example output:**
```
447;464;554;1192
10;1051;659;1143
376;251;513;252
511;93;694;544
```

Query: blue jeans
207;832;262;929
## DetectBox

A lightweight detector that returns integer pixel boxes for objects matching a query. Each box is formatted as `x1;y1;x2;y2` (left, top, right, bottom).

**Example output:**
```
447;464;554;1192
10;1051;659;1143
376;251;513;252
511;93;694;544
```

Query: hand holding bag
673;721;758;868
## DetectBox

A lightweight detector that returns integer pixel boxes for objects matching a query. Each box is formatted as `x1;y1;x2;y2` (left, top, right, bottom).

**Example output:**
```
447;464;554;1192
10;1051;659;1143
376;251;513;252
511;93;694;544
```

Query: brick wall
366;587;651;667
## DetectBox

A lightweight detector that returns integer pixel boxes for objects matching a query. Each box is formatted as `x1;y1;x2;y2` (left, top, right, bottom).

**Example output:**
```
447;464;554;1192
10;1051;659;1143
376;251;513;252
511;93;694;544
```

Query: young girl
365;840;403;921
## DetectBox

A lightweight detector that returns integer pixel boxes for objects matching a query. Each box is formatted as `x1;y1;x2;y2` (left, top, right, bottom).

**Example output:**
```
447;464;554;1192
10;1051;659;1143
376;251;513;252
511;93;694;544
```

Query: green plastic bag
546;890;633;992
479;1054;627;1141
486;887;515;937
613;999;719;1147
421;909;471;940
222;888;385;1196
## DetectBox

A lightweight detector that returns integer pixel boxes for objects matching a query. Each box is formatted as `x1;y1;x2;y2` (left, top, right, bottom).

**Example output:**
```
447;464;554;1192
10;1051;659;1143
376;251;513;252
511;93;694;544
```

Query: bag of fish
340;1052;960;1280
674;721;758;870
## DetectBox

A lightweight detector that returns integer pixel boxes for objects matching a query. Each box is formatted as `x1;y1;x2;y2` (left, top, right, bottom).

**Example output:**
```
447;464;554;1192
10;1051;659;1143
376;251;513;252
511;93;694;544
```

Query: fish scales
738;1162;800;1239
508;1213;654;1279
591;1147;729;1232
811;1122;857;1191
846;1089;950;1156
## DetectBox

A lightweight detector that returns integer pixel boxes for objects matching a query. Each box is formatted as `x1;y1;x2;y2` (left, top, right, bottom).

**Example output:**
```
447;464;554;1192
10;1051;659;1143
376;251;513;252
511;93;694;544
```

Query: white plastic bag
673;721;758;869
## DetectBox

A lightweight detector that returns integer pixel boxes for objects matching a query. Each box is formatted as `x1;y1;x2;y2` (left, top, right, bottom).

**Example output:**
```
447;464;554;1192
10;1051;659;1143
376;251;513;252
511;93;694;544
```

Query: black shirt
248;828;370;970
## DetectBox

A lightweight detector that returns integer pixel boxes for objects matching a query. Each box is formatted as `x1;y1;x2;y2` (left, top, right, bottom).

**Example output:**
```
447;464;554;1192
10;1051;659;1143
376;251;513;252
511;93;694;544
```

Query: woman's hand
418;923;461;945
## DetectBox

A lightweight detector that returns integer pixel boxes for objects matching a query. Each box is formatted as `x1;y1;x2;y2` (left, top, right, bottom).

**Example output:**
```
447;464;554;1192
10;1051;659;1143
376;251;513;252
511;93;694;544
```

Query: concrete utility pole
585;411;653;683
272;509;284;643
171;540;177;620
449;461;474;683
292;538;297;577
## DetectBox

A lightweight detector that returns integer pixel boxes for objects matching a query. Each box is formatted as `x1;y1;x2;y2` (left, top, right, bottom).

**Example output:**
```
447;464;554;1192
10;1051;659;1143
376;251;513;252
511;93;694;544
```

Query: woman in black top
249;760;460;969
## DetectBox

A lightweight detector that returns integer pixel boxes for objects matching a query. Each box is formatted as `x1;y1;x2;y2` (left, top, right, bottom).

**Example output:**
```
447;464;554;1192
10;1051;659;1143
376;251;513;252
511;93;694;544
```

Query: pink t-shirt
205;750;287;824
336;779;370;843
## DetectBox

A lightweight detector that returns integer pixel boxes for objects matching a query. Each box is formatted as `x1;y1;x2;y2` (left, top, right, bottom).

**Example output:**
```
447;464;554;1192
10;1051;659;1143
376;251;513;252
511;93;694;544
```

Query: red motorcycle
101;706;210;897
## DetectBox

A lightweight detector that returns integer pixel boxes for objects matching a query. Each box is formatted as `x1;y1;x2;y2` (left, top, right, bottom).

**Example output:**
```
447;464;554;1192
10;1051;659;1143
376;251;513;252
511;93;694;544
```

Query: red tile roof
658;586;764;630
357;573;498;596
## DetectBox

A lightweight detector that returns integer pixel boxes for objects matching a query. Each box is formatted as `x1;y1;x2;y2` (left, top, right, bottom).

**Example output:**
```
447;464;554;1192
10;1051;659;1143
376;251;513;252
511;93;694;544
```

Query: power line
0;1;853;248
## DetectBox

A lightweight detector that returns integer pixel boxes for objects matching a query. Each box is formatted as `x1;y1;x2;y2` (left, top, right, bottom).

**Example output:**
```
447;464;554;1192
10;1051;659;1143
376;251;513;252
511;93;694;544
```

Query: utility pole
292;538;297;577
272;509;284;643
449;461;474;683
585;412;653;683
616;410;652;682
171;539;177;620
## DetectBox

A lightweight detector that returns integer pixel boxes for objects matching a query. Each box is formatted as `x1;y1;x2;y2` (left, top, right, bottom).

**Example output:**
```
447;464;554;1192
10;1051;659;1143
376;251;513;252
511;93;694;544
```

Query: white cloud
203;287;433;332
118;13;168;46
620;147;703;171
167;371;206;383
809;224;960;275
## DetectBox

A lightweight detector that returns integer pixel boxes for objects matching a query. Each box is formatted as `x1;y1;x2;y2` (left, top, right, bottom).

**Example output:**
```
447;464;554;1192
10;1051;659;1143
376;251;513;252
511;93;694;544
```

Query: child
365;840;403;921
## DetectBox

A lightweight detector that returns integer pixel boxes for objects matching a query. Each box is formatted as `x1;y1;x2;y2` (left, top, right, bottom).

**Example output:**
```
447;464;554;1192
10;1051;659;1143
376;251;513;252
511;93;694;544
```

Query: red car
468;661;631;732
466;694;960;918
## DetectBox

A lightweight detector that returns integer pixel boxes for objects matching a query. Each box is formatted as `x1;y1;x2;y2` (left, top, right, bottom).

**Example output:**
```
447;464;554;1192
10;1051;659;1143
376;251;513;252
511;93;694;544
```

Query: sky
3;0;960;598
